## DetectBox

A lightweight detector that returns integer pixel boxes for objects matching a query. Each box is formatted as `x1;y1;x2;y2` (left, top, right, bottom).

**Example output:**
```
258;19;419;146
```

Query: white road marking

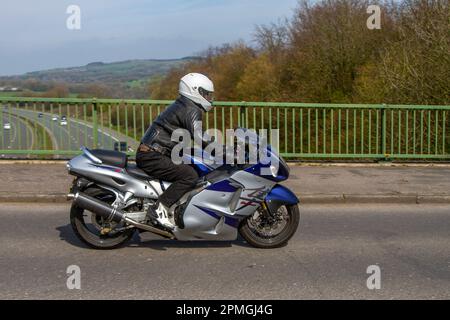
70;118;120;143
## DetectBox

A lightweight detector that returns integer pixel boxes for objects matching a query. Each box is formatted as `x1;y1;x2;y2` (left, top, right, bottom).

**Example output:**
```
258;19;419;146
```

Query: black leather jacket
141;95;211;153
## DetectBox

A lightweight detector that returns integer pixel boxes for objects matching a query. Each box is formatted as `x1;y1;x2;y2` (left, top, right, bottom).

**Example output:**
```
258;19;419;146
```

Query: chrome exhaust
73;192;174;239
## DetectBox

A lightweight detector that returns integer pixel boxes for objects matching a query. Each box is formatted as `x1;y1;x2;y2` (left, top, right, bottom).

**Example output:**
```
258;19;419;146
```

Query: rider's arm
184;107;214;149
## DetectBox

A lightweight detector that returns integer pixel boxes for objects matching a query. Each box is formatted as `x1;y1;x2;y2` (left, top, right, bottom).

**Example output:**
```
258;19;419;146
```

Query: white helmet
179;73;215;111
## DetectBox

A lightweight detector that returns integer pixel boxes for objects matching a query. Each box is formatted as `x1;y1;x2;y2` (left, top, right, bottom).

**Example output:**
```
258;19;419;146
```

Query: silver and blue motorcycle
66;131;300;249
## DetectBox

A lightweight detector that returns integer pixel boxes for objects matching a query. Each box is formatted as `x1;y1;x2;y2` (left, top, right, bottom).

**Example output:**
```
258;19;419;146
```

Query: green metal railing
0;97;449;160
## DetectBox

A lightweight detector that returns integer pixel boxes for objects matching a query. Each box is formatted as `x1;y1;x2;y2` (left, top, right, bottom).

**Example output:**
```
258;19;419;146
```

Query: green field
0;92;22;97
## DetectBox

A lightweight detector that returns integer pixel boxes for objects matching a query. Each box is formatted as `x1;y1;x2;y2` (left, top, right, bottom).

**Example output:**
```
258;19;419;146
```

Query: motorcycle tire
70;187;135;250
239;204;300;249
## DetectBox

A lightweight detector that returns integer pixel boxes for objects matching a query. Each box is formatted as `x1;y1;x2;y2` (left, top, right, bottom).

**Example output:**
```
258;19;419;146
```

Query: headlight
270;164;278;177
278;154;290;175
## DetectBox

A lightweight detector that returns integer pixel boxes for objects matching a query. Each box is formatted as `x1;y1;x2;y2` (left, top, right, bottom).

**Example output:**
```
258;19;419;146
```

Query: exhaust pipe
73;192;174;238
74;192;124;223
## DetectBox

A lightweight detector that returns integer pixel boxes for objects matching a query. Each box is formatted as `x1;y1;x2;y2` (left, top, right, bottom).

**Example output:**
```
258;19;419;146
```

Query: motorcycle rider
136;73;215;230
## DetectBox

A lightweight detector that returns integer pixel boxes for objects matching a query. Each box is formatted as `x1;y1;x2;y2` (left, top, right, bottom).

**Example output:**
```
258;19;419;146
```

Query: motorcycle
66;130;300;249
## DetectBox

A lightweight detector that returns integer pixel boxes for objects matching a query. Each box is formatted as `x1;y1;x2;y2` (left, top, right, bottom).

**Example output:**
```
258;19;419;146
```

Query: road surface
0;203;448;299
14;108;138;150
1;107;139;152
1;111;33;151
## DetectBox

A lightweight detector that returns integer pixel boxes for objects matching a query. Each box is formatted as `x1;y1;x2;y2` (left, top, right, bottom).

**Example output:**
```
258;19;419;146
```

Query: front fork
260;201;273;216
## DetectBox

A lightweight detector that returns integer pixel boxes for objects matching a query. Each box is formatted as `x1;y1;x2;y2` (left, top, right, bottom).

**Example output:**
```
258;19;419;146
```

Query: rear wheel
239;204;299;249
70;187;135;249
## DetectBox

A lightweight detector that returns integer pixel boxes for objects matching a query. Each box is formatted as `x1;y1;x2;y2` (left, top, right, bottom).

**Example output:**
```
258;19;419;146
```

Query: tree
43;84;69;98
384;0;448;104
150;42;255;101
149;0;448;105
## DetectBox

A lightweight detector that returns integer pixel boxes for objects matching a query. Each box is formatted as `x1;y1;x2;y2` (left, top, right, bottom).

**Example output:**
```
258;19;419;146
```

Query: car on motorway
52;116;58;121
3;122;11;130
60;119;67;126
38;113;43;118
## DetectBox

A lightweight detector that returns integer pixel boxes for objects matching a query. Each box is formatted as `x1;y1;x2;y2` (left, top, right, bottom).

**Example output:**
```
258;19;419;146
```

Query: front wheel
239;204;299;249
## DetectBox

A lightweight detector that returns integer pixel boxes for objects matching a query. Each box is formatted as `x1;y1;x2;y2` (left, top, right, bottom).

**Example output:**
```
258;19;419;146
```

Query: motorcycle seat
126;163;154;180
90;149;128;168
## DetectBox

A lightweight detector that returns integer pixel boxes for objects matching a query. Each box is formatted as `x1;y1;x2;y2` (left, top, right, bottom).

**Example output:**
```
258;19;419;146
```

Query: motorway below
0;203;448;299
3;108;138;152
1;112;33;151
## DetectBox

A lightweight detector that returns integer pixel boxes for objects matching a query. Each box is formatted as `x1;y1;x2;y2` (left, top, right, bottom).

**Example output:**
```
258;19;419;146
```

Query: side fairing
174;170;276;241
227;170;276;216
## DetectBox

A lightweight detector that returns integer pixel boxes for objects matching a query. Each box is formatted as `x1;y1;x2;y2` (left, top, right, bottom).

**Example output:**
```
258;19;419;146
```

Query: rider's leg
136;150;199;229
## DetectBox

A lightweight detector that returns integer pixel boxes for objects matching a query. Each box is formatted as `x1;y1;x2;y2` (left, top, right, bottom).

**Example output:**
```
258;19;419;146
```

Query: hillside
10;57;196;84
0;57;198;98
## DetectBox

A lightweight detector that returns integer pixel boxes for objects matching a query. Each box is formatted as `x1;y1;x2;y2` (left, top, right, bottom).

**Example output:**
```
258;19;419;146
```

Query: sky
0;0;299;76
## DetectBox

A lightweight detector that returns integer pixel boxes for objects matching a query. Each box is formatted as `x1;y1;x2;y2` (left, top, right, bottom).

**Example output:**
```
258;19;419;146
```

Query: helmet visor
199;87;214;104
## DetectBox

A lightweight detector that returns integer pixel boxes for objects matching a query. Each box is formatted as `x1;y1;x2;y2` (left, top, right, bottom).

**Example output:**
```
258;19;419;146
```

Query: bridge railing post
92;98;98;149
240;103;246;128
381;103;390;161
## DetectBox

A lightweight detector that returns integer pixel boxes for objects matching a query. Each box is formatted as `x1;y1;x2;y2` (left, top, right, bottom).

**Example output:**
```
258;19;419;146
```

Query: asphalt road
2;107;138;152
14;108;120;150
0;203;448;299
1;111;33;151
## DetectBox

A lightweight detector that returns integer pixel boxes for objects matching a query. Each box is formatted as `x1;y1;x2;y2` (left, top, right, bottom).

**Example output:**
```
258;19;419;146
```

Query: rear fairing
67;153;165;199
